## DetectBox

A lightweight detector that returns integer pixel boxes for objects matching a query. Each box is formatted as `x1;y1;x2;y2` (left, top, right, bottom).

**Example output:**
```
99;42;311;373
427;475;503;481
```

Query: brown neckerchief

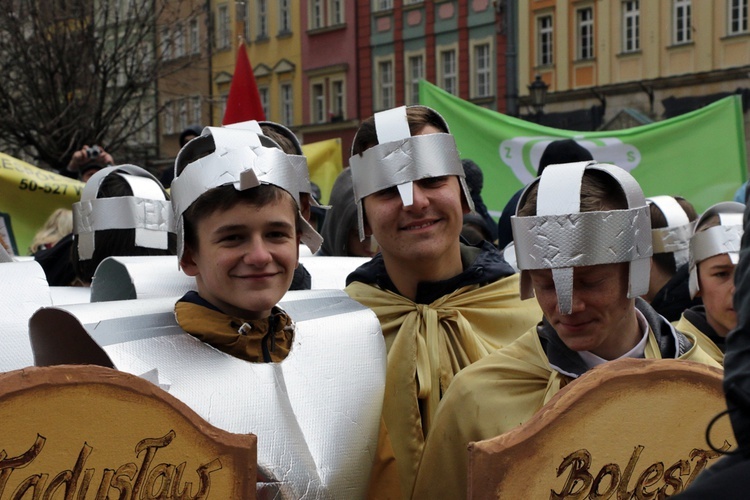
175;301;294;363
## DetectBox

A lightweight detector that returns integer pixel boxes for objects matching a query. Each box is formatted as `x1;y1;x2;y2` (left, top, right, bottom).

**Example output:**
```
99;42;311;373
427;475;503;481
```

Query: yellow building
519;0;750;140
211;0;303;128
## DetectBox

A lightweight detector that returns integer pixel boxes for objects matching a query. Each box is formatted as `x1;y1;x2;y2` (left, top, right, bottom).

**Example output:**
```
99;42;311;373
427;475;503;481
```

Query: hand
67;145;114;172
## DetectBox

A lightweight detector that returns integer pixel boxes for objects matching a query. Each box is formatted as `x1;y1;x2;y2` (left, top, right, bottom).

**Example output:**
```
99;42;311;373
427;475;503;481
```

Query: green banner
419;80;747;215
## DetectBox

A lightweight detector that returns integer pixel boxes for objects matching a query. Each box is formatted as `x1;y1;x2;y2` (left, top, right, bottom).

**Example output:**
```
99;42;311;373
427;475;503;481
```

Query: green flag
419;80;747;215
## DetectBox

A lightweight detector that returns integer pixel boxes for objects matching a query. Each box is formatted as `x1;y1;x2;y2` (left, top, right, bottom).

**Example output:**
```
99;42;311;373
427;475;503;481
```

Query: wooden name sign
0;365;256;499
469;359;733;499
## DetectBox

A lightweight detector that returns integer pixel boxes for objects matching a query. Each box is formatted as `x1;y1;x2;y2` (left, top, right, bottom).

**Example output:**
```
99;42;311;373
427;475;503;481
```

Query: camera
86;145;101;159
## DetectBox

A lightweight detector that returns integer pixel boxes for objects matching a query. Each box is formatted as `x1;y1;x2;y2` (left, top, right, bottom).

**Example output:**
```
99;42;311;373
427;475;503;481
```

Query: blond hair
29;208;73;254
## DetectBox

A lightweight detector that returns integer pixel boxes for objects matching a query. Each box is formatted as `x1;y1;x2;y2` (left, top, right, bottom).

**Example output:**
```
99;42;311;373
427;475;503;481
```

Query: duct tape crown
511;161;653;315
170;125;323;263
688;201;745;298
348;105;474;241
73;165;174;261
647;196;696;269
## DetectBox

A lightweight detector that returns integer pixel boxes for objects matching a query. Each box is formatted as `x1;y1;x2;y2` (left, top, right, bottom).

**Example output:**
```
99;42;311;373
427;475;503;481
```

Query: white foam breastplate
30;290;386;499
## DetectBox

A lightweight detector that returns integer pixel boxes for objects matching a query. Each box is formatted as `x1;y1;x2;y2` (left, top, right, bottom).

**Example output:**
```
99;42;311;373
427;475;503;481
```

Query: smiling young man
675;201;745;363
344;106;542;498
171;125;322;363
411;161;720;500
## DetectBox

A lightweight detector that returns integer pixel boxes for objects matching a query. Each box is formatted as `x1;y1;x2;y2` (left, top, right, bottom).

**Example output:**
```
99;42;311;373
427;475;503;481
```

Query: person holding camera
66;144;115;182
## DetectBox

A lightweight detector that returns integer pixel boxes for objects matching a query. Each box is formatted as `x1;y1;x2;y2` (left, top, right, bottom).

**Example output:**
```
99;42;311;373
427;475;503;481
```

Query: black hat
538;139;593;176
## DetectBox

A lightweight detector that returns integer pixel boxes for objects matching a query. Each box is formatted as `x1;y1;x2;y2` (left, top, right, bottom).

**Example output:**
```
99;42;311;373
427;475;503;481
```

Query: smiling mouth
401;220;438;231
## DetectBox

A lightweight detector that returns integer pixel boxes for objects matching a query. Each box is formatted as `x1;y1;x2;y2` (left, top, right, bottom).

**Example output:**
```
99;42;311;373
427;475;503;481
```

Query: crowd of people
8;104;750;498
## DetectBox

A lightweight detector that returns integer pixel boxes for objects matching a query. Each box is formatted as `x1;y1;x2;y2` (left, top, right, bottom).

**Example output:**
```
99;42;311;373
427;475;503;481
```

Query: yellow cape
412;326;721;500
346;273;543;498
674;314;725;365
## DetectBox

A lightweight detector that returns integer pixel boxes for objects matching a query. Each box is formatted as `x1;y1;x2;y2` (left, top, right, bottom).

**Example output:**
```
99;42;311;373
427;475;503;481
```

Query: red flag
223;42;266;125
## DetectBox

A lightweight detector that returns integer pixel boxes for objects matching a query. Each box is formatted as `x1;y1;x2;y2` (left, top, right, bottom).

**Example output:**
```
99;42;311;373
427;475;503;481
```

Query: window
439;49;457;95
404;0;423;4
622;1;640;53
312;83;326;123
331;79;345;120
330;0;344;25
191;96;202;124
279;0;291;33
473;43;492;98
190;18;200;54
310;0;324;29
537;15;553;66
673;0;692;44
217;5;230;49
576;8;594;60
174;23;185;58
378;60;394;110
406;54;424;105
178;99;188;130
280;83;293;125
259;87;269;119
164;101;174;135
160;26;171;60
373;0;393;12
729;0;749;35
257;0;268;39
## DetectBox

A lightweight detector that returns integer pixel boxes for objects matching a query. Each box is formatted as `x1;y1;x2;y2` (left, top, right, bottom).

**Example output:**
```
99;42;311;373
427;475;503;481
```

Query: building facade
520;0;750;140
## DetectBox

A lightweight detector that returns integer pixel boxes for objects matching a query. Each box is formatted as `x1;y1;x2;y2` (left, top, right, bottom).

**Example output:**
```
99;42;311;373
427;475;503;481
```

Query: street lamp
528;75;549;115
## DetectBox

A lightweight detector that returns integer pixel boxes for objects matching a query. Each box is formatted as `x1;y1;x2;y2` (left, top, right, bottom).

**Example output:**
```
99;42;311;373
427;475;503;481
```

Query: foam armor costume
30;290;386;499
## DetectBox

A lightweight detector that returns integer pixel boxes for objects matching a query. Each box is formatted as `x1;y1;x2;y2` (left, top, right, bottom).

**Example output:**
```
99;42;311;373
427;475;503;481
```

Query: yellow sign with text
0;153;82;255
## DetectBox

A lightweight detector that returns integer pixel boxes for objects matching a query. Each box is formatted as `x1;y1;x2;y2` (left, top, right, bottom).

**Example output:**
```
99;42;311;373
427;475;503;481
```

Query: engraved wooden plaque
469;358;734;499
0;365;256;499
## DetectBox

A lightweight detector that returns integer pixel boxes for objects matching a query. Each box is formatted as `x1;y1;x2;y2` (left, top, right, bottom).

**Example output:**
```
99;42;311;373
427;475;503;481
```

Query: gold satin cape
346;273;543;499
674;314;725;364
411;326;722;500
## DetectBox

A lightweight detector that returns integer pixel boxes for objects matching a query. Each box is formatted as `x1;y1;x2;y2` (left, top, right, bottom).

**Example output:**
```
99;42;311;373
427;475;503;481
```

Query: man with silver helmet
412;161;719;500
345;105;542;498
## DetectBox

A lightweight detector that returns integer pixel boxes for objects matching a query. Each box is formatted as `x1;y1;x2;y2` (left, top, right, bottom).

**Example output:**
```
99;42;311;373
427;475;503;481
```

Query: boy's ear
180;245;200;277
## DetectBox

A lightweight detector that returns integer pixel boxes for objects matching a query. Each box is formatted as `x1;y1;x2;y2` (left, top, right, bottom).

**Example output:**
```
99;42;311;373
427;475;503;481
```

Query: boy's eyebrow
212;220;295;234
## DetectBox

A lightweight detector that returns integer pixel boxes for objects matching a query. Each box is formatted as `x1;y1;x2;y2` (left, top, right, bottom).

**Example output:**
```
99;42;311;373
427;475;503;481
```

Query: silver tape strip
690;224;743;264
374;106;411;144
647;196;692;267
513;208;653;269
349;134;463;202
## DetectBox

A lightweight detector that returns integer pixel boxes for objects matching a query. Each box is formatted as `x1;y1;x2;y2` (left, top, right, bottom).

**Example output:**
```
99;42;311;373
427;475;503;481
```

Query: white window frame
217;4;230;50
331;78;345;120
373;0;394;12
174;23;185;58
259;86;270;119
471;40;492;99
178;98;188;130
673;0;692;44
280;82;294;125
257;0;268;39
729;0;749;35
164;101;174;135
311;81;326;123
576;7;594;60
622;0;640;53
279;0;291;33
190;18;200;55
160;26;171;60
537;14;553;66
405;51;425;105
191;96;201;124
438;47;458;96
310;0;324;29
375;57;395;110
330;0;344;25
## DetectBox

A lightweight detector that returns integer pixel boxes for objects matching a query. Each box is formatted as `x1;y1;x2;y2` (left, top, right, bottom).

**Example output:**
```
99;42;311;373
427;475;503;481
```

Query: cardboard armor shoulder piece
29;289;386;499
0;259;52;372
